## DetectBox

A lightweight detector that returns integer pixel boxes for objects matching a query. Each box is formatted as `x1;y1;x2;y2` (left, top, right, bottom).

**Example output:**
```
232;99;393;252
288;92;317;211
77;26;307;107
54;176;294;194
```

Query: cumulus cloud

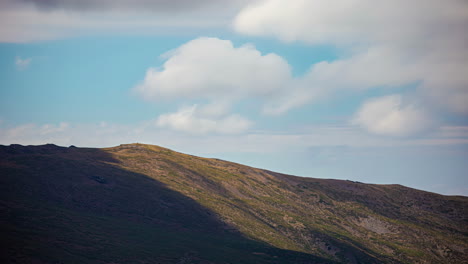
352;95;433;137
135;37;291;101
15;56;32;70
234;0;468;127
136;37;302;118
137;37;351;118
156;105;252;134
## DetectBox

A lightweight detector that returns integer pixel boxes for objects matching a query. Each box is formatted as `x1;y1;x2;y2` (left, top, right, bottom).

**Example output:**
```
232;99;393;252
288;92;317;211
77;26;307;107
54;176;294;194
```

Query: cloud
1;122;71;145
234;0;468;119
156;105;252;134
0;0;248;42
15;56;32;70
234;0;468;46
134;37;338;116
261;86;315;115
133;33;465;122
14;0;247;12
39;122;70;135
135;37;292;101
135;37;302;117
352;95;433;137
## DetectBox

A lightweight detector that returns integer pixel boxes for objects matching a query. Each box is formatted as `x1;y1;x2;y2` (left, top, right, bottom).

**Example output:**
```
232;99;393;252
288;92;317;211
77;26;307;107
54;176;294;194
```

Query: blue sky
1;0;467;196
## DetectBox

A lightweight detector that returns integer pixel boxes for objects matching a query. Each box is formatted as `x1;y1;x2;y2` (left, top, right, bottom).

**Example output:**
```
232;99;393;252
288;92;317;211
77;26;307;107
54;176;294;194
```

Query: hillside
0;143;467;263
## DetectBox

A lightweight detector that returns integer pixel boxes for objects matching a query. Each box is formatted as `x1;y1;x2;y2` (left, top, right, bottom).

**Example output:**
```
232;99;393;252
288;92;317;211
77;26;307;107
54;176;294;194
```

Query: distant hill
1;143;467;263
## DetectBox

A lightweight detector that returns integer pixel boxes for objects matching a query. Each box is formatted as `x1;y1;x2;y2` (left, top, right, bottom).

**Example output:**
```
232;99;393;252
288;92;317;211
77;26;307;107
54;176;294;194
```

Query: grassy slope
0;144;335;264
1;143;467;263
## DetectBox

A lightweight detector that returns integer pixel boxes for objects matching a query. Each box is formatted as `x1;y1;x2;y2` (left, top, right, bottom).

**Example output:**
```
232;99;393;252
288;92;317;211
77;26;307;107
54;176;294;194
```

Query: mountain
0;143;467;264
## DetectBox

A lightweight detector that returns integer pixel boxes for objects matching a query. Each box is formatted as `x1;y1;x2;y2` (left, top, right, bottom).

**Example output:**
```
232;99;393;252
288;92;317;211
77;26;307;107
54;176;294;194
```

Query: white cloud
156;105;252;134
133;31;466;122
135;37;338;116
135;37;302;119
352;95;433;137
234;0;468;46
234;0;468;119
15;56;32;70
135;37;292;101
303;47;420;90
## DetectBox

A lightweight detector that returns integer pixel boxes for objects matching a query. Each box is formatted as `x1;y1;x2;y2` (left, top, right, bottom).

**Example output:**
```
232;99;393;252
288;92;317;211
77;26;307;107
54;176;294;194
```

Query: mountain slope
1;143;467;263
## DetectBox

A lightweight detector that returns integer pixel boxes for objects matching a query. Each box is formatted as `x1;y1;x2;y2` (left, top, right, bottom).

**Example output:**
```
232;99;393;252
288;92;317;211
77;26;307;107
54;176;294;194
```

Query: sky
1;0;467;196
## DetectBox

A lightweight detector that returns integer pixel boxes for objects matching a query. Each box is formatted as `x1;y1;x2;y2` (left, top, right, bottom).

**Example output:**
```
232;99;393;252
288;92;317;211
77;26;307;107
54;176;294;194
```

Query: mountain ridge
1;143;467;263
